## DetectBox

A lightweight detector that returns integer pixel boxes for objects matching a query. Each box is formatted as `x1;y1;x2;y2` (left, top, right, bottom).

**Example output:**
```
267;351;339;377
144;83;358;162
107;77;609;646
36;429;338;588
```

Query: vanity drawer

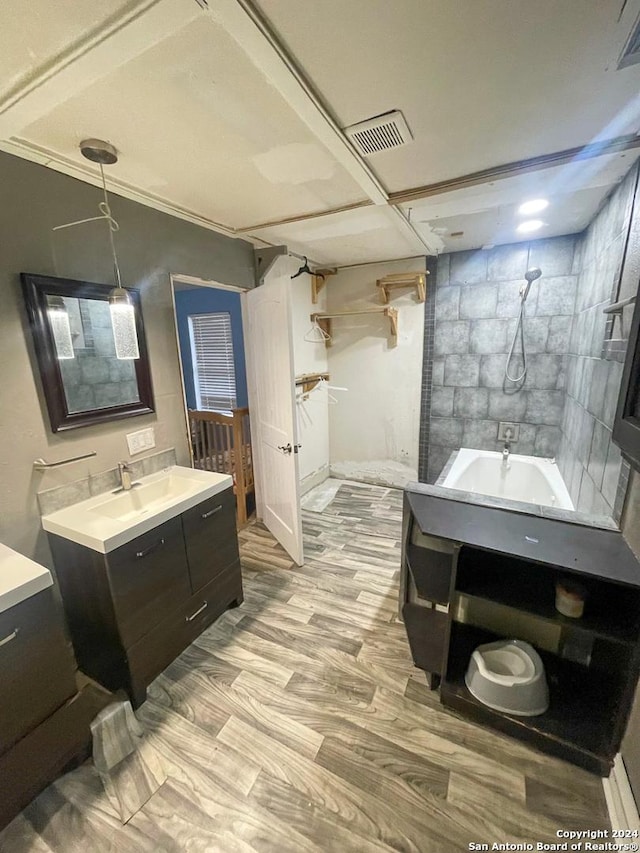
0;588;77;755
126;561;242;704
402;603;448;674
106;516;192;648
182;488;239;593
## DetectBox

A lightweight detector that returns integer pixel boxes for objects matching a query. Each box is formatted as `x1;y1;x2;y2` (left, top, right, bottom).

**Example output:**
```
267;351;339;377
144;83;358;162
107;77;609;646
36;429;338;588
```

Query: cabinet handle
135;537;165;559
185;601;208;622
201;505;223;519
0;628;19;648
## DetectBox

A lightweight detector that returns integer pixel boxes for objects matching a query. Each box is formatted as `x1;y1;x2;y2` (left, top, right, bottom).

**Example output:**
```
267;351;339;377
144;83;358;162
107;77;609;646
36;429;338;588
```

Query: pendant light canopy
80;139;140;360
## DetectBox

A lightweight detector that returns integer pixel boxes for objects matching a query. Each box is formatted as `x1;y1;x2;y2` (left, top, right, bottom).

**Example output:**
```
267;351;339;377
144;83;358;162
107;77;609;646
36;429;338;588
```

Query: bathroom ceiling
1;0;640;265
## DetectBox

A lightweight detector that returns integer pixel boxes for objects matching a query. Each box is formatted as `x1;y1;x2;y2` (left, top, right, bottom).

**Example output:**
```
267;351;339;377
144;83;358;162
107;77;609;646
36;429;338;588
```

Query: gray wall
427;235;579;482
0;152;255;569
557;165;637;517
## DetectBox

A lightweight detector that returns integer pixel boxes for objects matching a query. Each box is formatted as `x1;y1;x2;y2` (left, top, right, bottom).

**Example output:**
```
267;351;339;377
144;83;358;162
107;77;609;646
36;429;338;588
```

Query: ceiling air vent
618;12;640;69
344;110;413;156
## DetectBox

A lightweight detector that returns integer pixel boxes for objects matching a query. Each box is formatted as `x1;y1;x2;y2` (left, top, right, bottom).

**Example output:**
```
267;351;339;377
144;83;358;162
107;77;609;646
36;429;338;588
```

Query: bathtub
440;448;574;511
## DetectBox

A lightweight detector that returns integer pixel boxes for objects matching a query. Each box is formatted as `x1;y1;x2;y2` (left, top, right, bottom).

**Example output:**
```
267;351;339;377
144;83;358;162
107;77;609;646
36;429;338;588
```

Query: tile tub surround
37;447;177;515
556;165;638;519
424;235;579;483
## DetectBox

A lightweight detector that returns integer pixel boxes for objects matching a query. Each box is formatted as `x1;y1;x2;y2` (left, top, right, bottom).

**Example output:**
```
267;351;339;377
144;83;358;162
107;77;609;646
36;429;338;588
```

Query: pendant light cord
99;163;122;289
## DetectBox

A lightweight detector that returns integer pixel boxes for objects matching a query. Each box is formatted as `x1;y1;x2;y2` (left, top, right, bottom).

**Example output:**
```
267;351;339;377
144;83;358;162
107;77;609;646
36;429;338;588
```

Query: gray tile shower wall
557;165;637;517
425;235;579;483
418;256;438;480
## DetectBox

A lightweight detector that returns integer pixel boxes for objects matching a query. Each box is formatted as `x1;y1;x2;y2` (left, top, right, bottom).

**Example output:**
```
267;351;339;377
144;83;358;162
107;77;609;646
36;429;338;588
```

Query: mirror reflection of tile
55;296;140;413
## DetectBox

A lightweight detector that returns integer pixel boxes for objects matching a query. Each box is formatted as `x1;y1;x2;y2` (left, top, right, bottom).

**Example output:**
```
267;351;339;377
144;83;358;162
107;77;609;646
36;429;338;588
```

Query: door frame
169;272;249;471
169;270;302;544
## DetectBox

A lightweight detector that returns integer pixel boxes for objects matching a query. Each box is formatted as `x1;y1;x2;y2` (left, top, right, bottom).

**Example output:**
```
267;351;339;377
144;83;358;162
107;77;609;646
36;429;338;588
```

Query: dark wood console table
400;485;640;775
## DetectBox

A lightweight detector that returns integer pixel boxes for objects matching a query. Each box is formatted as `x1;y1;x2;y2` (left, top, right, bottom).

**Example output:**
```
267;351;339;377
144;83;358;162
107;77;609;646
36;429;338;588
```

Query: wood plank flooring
0;482;610;852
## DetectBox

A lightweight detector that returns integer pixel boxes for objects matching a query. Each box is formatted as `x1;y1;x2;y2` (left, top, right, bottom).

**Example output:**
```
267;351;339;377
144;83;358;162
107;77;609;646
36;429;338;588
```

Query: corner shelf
376;272;427;304
310;307;398;348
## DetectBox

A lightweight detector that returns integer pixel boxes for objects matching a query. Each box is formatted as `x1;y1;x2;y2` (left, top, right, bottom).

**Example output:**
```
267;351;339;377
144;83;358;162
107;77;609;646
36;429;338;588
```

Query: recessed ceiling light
518;199;549;215
517;219;544;234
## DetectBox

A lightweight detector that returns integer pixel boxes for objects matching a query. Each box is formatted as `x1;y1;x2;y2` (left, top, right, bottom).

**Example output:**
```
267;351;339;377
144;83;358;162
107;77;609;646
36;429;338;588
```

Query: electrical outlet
126;427;155;455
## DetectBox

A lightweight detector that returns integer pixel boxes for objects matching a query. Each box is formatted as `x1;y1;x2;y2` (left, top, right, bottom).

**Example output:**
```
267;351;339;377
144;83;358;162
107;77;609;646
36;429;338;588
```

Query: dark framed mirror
21;273;154;433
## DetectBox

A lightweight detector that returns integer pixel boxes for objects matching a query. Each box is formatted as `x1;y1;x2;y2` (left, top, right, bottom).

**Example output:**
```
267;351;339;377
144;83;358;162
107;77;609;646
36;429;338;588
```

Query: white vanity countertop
41;465;233;554
0;543;53;614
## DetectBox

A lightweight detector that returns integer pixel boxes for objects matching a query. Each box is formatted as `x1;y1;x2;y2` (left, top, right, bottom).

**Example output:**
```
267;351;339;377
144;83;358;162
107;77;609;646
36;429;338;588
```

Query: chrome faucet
502;428;513;464
117;461;134;492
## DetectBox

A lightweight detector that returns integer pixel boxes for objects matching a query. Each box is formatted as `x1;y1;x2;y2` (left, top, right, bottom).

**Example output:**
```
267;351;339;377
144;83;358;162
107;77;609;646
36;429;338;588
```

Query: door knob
278;443;292;455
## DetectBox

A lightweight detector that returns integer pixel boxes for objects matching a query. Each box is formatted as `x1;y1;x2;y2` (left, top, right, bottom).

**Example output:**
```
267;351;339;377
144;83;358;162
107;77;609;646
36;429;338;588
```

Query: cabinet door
106;516;191;648
402;603;448;674
0;588;77;755
182;488;240;593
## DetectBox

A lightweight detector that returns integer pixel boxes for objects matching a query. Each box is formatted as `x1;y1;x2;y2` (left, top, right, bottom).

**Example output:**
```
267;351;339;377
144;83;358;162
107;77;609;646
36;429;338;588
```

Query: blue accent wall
174;287;248;410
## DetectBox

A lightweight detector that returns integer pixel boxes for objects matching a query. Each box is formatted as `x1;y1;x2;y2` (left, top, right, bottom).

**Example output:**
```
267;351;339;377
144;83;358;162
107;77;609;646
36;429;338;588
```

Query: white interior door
243;257;303;565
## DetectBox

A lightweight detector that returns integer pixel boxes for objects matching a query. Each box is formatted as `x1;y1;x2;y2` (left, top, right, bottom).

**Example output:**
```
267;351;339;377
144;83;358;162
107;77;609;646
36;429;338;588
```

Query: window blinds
188;312;237;412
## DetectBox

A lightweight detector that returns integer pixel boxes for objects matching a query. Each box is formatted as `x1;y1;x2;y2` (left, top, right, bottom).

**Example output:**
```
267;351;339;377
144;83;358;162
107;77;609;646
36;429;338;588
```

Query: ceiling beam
233;134;640;237
236;201;373;234
207;0;389;206
388;134;640;206
0;0;201;139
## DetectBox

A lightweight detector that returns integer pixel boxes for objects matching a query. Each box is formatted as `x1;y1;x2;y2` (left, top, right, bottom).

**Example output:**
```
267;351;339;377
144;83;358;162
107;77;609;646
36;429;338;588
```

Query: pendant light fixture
47;295;74;359
79;139;140;360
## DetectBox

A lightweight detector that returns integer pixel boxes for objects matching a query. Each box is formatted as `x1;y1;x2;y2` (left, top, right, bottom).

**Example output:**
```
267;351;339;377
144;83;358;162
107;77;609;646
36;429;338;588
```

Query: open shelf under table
441;622;620;773
455;546;640;645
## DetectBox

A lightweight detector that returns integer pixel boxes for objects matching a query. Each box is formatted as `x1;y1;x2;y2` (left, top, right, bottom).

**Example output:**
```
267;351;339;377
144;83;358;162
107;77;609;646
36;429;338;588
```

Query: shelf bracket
385;306;399;341
253;245;287;286
376;271;427;304
311;268;337;304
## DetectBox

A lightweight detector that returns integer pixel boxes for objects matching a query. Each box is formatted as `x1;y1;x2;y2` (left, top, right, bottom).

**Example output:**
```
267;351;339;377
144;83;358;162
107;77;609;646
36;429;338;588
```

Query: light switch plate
126;427;156;455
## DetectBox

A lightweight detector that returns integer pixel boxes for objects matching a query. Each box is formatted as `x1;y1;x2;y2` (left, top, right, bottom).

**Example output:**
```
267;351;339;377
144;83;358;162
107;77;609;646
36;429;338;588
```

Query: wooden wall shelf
310;307;398;348
295;372;330;398
376;271;427;304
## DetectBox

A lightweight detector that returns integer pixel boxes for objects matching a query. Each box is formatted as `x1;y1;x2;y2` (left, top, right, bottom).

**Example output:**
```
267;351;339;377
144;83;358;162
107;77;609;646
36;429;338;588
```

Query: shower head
521;267;542;301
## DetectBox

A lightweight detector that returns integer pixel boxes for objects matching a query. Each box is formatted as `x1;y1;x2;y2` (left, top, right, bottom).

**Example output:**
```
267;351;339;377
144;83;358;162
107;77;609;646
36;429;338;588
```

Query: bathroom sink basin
90;473;193;522
41;466;233;553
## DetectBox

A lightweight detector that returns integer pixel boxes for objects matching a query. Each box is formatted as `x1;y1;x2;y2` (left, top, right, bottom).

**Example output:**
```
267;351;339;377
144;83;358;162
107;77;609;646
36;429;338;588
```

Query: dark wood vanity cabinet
400;487;640;775
0;587;77;756
182;488;238;592
49;486;243;706
107;516;192;648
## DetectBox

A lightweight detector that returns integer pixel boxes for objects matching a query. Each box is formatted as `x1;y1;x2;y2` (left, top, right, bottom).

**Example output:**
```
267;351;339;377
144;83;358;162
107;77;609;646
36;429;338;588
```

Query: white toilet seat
465;639;549;716
472;642;537;686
